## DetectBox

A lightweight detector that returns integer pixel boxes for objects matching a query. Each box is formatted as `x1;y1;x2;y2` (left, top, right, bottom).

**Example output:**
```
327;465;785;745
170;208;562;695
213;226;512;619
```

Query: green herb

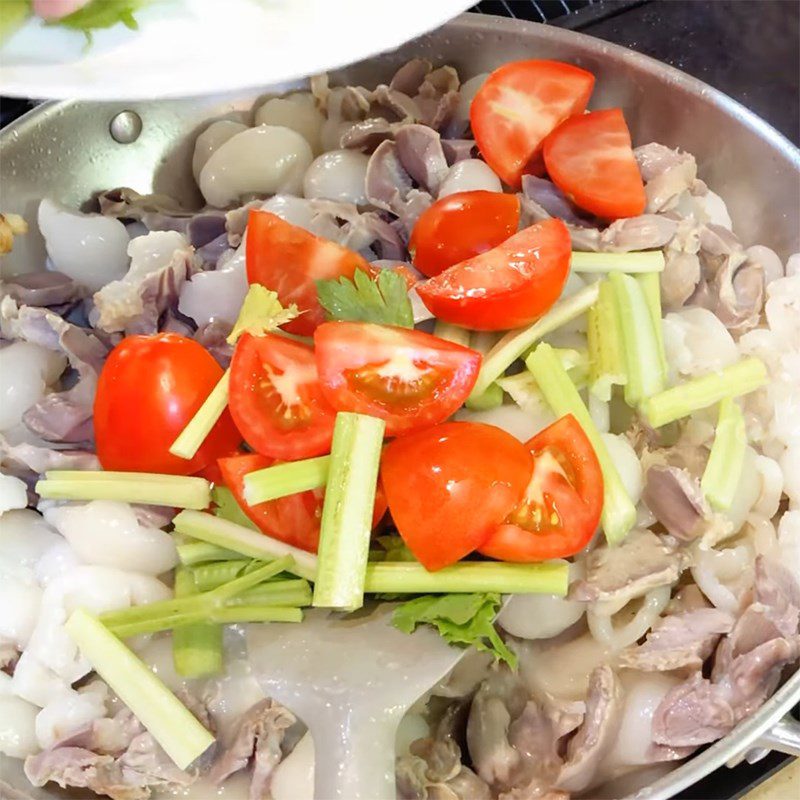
226;284;299;345
317;269;413;327
393;593;516;668
0;0;30;43
51;0;147;44
701;397;747;511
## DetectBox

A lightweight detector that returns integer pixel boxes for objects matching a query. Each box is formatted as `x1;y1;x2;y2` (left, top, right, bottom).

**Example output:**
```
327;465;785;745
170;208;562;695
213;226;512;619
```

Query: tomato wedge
480;414;603;562
416;218;571;330
246;209;371;336
470;59;595;189
543;108;646;219
409;191;521;278
219;453;387;553
314;322;481;436
228;332;337;461
381;422;533;570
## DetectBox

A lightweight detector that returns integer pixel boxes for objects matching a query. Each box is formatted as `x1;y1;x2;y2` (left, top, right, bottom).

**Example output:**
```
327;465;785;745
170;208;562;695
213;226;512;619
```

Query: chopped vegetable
464;382;504;411
190;559;257;591
526;343;636;544
433;320;471;347
169;370;231;460
571;251;665;273
229;579;313;608
313;413;385;610
416;218;572;331
393;593;516;668
471;282;600;397
243;455;330;505
226;284;300;345
172;510;318;581
176;540;243;566
701;398;747;511
36;470;211;509
65;608;214;770
0;0;30;43
172;567;223;678
52;0;146;44
211;485;259;531
317;268;413;328
640;357;768;428
637;271;670;384
587;280;627;401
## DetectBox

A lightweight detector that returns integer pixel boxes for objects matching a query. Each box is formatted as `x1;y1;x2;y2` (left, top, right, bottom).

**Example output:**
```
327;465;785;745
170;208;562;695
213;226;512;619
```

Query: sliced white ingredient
746;245;783;286
0;473;28;515
438;159;502;197
777;510;800;577
271;731;315;800
192;119;249;182
455;73;489;125
0;575;41;648
457;401;554;443
255;93;325;155
35;685;107;750
303;149;369;205
694;189;732;229
725;446;760;533
600;433;643;506
499;585;585;641
199;125;313;207
11;651;71;707
260;194;317;230
662;307;739;380
34;539;82;586
38;199;129;292
0;693;39;758
395;713;428;756
0;508;61;576
786;253;800;277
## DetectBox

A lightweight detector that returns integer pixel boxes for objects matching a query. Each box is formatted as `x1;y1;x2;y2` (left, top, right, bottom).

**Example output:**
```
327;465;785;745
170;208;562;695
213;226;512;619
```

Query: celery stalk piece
433;320;471;347
36;472;210;509
172;567;222;678
172;511;318;581
230;579;313;607
587;280;627;401
209;606;303;624
701;397;747;511
526;343;636;544
636;272;670;386
169;370;230;460
610;272;666;406
65;608;215;769
464;382;504;411
312;412;385;610
364;560;568;595
243;456;330;505
176;542;242;566
471;282;600;397
191;560;257;592
640;357;768;429
571;250;665;273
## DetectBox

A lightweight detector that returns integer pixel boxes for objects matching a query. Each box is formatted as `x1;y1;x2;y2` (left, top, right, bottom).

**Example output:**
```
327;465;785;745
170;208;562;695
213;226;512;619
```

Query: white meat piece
178;244;248;328
11;651;71;708
35;685;108;750
438;159;502;197
303;149;369;205
0;693;39;759
0;472;27;514
192;120;249;182
255;93;325;155
662;307;739;381
0;574;41;649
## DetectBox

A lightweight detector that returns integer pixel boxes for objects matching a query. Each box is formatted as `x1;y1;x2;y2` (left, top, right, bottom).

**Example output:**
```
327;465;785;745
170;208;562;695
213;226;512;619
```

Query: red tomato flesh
480;414;604;562
245;209;371;336
416;218;571;331
543;108;646;219
470;59;595;189
228;333;337;461
381;422;533;570
409;191;521;278
93;333;241;475
314;322;481;437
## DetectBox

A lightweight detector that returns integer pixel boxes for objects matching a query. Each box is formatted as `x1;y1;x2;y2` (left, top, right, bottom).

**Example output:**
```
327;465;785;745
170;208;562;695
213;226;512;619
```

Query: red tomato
409;191;521;278
228;333;337;461
245;210;371;336
470;60;595;188
416;218;571;331
314;322;481;436
94;333;241;475
381;422;532;570
543;108;646;219
480;414;603;562
219;453;388;553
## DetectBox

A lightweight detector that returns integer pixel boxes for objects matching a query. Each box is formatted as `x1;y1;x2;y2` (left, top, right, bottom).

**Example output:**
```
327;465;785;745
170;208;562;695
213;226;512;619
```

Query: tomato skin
470;59;595;189
381;422;532;570
246;210;371;336
416;218;571;331
93;333;241;475
480;414;603;562
543;109;646;219
409;191;521;278
314;322;481;437
219;453;388;553
228;333;337;461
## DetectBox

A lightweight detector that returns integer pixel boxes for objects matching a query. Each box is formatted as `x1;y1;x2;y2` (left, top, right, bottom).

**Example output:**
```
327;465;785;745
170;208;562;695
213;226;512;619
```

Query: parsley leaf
49;0;148;44
317;269;413;328
227;284;299;344
392;593;517;668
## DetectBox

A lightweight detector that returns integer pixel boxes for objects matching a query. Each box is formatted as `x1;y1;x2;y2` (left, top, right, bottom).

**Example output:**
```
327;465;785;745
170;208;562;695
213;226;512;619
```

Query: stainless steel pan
1;13;799;799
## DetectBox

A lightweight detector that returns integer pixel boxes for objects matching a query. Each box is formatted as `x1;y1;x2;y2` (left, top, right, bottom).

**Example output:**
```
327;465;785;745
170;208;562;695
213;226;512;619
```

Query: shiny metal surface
1;12;798;799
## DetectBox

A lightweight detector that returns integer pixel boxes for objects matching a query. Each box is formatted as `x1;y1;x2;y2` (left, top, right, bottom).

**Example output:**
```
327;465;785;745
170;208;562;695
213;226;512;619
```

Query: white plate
0;0;473;100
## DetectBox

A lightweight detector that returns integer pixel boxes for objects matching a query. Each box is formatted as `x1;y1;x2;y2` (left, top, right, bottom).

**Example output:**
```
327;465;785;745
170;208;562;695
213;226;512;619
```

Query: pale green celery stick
177;542;242;566
228;579;312;607
65;608;214;769
636;272;669;385
243;456;330;505
172;567;222;679
497;372;549;413
701;397;747;511
640;357;768;429
36;472;210;509
209;606;302;624
526;343;636;544
571;250;665;273
464;382;504;411
172;510;318;581
587;280;627;402
471;283;600;397
433;320;471;347
313;413;385;610
610;272;666;406
470;330;503;355
364;560;568;595
191;560;256;592
169;370;229;460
